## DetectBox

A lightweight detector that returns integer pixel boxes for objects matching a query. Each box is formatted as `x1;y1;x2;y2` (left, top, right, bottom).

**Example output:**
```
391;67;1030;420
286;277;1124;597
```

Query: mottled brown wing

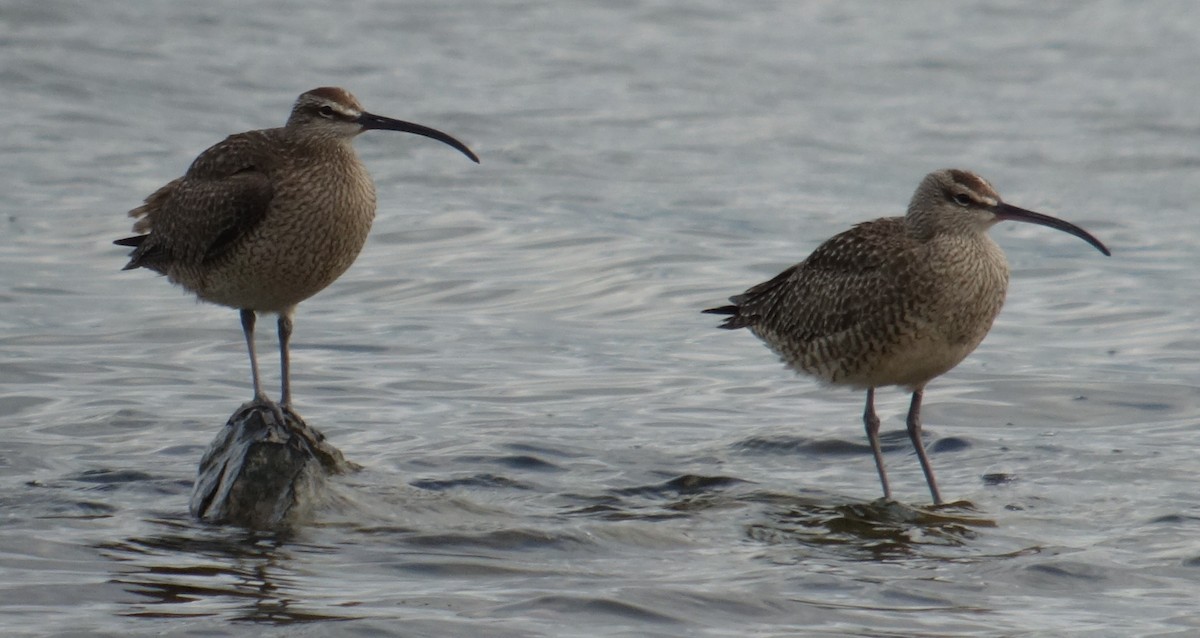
712;217;917;343
117;130;278;272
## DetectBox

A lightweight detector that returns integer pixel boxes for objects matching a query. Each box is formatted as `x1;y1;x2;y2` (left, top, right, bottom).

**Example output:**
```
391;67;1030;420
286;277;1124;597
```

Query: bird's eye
952;193;973;206
318;105;335;118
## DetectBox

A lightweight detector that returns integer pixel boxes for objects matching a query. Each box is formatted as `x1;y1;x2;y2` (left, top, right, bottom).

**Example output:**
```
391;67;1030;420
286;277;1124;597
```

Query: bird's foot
278;401;301;424
243;393;289;427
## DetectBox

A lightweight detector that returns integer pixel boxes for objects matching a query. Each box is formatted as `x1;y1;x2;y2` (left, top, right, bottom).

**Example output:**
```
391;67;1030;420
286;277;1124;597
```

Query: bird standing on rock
705;169;1109;505
117;87;479;414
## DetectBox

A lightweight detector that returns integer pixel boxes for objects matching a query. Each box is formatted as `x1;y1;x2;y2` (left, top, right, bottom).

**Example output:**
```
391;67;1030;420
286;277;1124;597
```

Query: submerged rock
189;402;357;529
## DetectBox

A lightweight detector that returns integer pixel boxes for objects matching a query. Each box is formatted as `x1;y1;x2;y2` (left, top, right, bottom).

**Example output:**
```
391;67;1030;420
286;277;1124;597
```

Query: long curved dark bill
358;112;480;163
993;202;1110;256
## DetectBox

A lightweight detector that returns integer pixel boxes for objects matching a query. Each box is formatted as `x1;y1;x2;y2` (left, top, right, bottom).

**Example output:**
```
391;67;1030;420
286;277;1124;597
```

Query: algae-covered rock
189;402;356;529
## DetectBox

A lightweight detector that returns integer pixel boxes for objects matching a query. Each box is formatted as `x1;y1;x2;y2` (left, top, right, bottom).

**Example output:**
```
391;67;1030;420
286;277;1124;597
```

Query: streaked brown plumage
706;169;1110;504
117;87;479;412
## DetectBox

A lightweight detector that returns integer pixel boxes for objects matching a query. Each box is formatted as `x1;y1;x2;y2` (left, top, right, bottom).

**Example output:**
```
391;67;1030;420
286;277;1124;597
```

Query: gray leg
278;308;295;408
906;388;943;505
863;387;891;500
241;309;269;403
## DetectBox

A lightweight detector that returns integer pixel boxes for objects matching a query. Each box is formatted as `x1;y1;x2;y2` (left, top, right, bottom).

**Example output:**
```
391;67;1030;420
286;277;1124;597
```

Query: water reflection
98;518;356;624
563;472;996;561
746;497;995;561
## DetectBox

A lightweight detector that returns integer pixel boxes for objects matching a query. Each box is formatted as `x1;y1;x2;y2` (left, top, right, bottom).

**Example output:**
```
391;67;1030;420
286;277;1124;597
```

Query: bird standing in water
117;87;479;415
705;169;1109;504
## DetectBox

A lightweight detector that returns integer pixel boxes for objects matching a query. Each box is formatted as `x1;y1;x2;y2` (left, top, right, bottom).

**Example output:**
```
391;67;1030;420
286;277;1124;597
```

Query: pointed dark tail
114;235;145;247
113;235;148;270
702;305;737;316
702;304;750;330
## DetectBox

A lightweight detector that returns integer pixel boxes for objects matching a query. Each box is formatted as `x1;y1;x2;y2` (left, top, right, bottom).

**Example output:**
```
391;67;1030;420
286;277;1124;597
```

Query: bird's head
286;87;479;163
906;169;1109;256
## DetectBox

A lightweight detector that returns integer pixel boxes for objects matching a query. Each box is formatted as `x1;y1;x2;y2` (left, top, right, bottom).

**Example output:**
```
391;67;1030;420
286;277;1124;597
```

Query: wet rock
189;402;357;529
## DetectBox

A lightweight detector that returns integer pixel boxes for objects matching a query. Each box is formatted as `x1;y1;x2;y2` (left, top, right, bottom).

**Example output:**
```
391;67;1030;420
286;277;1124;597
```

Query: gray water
2;1;1198;635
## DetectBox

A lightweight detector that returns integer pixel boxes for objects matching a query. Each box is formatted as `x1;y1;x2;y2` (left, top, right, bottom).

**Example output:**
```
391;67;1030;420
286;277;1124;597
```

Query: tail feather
113;234;152;271
705;265;797;331
113;235;146;247
702;303;753;330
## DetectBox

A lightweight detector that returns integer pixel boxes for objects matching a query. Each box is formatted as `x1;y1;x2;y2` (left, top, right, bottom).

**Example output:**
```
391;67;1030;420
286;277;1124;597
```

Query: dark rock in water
189;402;357;529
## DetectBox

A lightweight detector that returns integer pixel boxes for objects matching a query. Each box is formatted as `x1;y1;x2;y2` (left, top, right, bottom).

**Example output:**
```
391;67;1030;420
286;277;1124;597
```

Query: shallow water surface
2;1;1199;636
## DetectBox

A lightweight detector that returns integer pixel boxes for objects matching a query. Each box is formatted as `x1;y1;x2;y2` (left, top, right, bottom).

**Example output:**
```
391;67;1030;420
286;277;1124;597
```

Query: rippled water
2;1;1199;635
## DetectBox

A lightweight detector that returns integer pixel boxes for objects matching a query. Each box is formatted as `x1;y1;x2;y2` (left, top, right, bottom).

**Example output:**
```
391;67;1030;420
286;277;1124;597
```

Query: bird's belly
846;332;980;390
186;202;374;312
778;327;984;391
768;283;1004;392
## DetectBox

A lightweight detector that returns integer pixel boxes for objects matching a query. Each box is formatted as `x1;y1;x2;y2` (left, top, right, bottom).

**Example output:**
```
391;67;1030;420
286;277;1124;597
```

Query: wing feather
116;131;279;272
707;217;918;344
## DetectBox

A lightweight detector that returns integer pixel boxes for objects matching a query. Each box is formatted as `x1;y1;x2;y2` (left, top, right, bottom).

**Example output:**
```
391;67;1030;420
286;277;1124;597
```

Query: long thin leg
863;387;891;500
906;388;943;505
241;309;268;403
278;308;295;408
